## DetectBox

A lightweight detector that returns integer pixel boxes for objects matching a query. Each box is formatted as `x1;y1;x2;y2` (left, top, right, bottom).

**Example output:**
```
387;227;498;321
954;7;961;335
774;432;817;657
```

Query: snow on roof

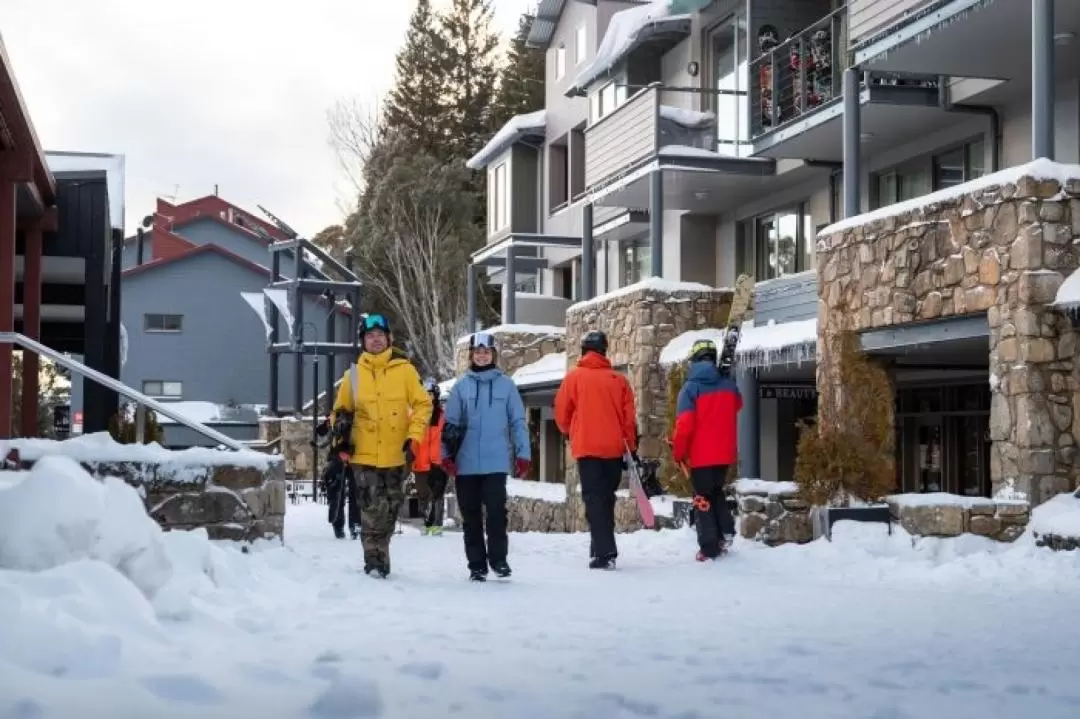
154;402;262;426
819;158;1080;238
466;110;546;170
513;352;567;388
1029;492;1080;538
1053;268;1080;307
658;328;726;366
659;106;715;129
0;432;279;471
456;323;566;345
568;1;691;95
736;317;818;355
45;151;125;231
567;277;717;313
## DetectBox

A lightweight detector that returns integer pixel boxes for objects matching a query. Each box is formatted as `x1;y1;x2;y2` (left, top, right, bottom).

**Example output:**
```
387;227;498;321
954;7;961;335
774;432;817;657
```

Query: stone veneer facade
817;170;1080;508
455;327;566;376
736;482;813;545
886;497;1029;541
563;283;734;532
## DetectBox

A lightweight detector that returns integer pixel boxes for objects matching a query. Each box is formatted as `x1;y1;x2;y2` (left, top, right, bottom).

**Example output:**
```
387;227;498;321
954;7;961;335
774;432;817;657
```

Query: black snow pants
578;457;623;560
415;465;449;528
455;473;508;573
325;456;358;533
690;465;736;558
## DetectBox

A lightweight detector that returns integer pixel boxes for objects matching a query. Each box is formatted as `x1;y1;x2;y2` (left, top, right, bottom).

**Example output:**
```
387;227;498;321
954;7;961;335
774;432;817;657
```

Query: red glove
514;457;531;478
441;458;457;477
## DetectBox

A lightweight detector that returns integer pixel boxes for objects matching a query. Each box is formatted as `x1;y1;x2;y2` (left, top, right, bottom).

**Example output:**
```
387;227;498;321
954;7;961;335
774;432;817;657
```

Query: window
575;25;588;64
873;138;985;209
740;204;814;281
490;162;509;230
555;45;566;79
144;313;183;332
621;237;651;287
556;265;573;300
548;140;569;212
710;12;749;156
143;380;183;399
515;273;538;293
590;80;627;122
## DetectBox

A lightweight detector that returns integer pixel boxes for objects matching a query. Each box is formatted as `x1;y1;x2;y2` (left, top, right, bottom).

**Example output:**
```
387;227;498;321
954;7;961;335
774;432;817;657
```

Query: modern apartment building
466;0;1080;504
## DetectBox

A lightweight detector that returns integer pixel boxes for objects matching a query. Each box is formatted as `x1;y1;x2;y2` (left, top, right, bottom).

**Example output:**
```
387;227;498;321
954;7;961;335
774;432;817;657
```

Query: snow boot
695;551;712;562
350;526;361;540
333;526;345;540
490;560;511;578
364;564;389;579
589;555;616;570
469;569;487;582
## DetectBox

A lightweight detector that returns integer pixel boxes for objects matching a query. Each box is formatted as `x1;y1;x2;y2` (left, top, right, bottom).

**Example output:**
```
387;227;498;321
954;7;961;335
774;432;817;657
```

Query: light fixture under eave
1054;31;1075;45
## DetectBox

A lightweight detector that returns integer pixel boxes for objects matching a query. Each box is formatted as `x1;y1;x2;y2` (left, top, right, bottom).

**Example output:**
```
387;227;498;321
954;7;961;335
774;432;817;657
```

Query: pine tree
439;0;501;161
494;12;546;129
381;0;449;158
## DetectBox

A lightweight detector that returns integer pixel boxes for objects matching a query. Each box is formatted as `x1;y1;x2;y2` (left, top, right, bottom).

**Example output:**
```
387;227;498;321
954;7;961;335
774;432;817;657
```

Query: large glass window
621;237;651;287
710;13;749;156
874;138;985;209
745;204;813;281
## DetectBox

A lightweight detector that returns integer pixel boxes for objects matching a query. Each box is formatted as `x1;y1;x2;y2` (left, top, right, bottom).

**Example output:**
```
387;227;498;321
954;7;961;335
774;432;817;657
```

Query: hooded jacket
554;352;637;460
332;348;432;468
442;367;529;476
671;359;742;468
412;404;445;473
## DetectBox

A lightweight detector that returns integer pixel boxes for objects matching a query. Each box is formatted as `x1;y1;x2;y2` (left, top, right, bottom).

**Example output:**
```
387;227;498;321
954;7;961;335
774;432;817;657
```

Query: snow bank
735;478;799;495
456;323;566;345
513;352;567;388
568;277;717;313
466;110;546;170
506;478;567;502
819;158;1080;237
0;432;279;470
1053;267;1080;307
658;328;726;366
1029;492;1080;537
659;106;715;128
570;0;690;94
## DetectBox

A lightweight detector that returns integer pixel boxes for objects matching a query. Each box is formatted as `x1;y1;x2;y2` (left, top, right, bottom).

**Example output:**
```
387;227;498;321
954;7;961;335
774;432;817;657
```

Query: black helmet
689;338;718;364
358;312;391;340
581;330;608;356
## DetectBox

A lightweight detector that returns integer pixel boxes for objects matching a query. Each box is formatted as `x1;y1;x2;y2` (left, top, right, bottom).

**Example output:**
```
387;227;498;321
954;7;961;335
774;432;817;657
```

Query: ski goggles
362;313;390;333
471;332;496;350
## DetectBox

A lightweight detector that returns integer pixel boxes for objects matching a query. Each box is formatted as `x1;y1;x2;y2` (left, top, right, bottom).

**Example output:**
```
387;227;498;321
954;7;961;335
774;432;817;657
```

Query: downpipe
938;75;1001;171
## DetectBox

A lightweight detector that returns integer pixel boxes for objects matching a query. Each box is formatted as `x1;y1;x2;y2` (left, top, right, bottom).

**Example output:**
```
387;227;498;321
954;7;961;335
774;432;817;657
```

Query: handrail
0;332;245;450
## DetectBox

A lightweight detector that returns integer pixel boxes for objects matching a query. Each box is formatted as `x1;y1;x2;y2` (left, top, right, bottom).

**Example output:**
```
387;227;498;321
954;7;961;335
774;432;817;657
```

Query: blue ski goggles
471;332;495;350
363;313;390;333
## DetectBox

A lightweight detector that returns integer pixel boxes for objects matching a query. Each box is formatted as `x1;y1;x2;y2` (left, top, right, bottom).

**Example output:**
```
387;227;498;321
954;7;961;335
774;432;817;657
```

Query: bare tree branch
326;96;382;200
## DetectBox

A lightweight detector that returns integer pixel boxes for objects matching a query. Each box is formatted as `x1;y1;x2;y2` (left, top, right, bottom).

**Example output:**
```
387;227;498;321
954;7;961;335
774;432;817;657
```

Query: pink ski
624;443;656;529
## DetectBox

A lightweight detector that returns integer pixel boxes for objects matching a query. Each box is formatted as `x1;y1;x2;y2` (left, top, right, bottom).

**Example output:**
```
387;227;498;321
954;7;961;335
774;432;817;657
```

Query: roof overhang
471;233;582;267
854;0;1080;80
466;111;546;170
752;84;958;162
0;34;56;207
527;0;569;49
859;314;989;356
567;14;692;97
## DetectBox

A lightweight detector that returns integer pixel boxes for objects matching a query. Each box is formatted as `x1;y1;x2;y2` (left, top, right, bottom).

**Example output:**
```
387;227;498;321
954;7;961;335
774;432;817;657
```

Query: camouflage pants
351;465;406;571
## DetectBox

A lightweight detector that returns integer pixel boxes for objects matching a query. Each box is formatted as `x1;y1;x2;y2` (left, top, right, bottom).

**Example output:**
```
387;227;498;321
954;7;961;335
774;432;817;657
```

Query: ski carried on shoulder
717;274;754;376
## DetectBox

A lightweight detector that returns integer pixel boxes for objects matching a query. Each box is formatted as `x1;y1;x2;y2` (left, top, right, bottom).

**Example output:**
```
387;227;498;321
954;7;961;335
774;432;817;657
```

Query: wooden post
20;219;42;436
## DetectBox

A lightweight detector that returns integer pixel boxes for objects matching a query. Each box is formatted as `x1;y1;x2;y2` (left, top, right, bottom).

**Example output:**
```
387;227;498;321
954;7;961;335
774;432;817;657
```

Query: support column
268;251;281;415
842;68;861;219
324;300;336;415
1032;0;1055;159
582;203;595;299
466;264;477;333
649;171;663;277
736;370;760;478
505;245;517;324
0;181;16;438
20;221;42;437
292;248;303;416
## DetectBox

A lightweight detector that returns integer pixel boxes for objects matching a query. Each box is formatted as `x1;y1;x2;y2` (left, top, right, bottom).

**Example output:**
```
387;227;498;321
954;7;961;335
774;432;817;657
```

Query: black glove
403;439;415;464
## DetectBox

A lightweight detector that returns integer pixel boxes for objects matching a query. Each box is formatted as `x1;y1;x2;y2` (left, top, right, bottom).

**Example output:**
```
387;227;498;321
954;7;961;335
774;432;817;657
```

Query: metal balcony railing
749;6;847;139
583;83;750;191
0;332;245;450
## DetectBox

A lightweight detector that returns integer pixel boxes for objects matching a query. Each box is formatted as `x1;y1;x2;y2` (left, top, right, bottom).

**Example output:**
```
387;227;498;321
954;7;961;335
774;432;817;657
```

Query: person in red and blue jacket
671;339;741;560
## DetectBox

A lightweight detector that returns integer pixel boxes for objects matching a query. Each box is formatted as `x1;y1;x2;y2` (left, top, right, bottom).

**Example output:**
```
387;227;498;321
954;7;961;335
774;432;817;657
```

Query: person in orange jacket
554;330;637;570
413;377;448;535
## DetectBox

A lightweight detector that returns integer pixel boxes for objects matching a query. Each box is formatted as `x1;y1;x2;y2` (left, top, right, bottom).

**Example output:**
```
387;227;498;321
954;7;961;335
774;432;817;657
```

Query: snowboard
624;442;656;529
718;273;755;376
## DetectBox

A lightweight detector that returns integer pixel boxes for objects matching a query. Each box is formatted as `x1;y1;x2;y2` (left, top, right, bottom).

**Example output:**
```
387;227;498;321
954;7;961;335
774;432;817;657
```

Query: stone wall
886;496;1029;542
455;327;566;376
735;480;813;545
562;282;733;532
818;168;1080;506
446;485;647;534
259;417;321;480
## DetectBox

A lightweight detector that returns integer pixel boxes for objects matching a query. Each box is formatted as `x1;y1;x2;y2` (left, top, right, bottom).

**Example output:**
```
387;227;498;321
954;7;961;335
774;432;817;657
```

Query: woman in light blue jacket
441;331;530;582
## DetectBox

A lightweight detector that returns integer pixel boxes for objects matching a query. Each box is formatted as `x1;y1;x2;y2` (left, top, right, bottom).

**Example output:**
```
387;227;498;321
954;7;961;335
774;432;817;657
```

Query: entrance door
915;418;944;493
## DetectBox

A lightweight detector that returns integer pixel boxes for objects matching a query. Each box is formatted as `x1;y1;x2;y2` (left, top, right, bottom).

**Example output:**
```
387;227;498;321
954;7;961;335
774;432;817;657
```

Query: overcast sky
4;0;532;237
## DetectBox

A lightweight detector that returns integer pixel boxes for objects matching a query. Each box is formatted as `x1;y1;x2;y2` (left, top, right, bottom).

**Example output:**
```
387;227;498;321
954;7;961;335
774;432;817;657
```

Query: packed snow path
4;499;1080;718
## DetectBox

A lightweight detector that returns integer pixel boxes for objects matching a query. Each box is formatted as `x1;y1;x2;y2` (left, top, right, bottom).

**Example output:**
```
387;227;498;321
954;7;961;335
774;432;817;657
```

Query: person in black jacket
314;413;360;539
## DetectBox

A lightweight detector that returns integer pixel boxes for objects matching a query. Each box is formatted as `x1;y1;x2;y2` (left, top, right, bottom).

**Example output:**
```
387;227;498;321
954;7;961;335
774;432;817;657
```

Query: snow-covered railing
0;332;245;450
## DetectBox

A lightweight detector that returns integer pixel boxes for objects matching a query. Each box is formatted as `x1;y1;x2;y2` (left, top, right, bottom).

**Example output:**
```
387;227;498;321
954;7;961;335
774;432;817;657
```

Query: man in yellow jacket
333;313;431;578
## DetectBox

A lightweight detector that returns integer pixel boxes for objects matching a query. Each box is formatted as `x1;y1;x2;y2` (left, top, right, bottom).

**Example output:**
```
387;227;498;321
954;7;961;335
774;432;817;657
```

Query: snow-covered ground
3;459;1080;718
